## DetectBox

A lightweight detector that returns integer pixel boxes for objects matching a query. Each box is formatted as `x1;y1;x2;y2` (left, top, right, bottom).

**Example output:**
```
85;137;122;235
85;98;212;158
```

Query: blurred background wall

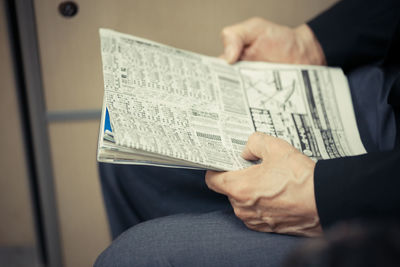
1;0;339;266
0;1;39;265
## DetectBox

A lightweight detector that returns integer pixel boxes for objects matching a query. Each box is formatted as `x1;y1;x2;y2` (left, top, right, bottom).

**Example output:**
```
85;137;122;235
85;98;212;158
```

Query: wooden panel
34;0;338;111
0;1;36;247
48;120;110;267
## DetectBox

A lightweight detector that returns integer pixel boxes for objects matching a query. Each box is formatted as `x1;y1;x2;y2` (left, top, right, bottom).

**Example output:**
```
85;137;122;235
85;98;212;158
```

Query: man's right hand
220;17;326;65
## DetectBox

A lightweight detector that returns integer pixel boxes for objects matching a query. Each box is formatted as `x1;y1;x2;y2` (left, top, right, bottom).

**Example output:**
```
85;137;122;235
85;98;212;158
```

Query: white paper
97;29;366;171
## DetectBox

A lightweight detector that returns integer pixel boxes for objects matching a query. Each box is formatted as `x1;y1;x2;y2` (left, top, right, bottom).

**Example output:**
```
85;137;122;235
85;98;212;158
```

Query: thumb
220;28;244;64
220;18;263;63
241;132;272;161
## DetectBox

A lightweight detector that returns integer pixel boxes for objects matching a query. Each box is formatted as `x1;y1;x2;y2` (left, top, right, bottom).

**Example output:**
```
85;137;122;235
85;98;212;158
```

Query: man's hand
205;132;322;237
220;17;326;65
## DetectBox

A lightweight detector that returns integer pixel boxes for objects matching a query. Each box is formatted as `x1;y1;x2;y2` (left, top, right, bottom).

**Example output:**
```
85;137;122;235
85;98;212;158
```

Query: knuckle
247;133;255;143
205;172;229;192
229;186;251;203
256;132;266;138
221;27;233;37
229;186;242;200
245;220;259;226
244;222;257;231
249;16;263;23
249;132;262;142
233;207;245;218
261;134;270;144
286;149;300;160
263;217;277;231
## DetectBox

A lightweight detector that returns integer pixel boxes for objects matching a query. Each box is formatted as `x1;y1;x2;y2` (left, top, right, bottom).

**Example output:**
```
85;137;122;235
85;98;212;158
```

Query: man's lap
95;210;302;267
99;164;231;237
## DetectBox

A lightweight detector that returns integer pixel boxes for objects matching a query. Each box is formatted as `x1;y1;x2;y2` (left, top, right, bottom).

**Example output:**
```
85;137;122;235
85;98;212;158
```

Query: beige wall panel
34;0;338;111
0;1;36;246
48;120;110;267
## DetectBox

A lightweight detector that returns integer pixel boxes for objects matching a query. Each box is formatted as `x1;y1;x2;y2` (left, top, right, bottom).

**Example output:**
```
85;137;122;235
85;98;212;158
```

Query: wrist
294;24;326;65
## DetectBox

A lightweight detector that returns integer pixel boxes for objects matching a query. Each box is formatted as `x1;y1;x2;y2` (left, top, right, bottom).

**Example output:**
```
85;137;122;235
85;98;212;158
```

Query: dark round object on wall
58;1;79;18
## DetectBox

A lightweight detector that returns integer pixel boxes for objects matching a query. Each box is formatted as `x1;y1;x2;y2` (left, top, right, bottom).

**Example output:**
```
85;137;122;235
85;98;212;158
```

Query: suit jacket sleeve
308;0;400;229
314;150;400;228
307;0;400;71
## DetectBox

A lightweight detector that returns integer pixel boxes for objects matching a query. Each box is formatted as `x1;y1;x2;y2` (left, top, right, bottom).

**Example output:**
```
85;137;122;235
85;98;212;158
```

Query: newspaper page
98;29;366;171
236;62;366;160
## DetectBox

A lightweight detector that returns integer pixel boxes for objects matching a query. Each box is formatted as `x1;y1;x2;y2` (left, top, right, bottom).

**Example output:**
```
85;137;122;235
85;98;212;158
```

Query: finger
205;170;232;195
205;169;248;197
244;220;264;226
241;132;271;160
221;18;262;63
232;206;258;220
240;47;257;61
220;27;244;64
244;222;273;232
241;132;294;160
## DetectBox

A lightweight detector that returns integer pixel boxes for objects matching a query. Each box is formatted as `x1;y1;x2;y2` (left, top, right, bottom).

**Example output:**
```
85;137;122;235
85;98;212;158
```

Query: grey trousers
95;65;397;267
94;210;302;267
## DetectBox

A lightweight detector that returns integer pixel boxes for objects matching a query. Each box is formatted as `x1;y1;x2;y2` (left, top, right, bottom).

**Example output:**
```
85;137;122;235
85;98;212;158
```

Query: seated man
95;0;400;266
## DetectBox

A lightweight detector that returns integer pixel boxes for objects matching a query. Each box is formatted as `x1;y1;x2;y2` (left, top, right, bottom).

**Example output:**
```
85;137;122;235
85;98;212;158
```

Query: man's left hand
205;132;323;237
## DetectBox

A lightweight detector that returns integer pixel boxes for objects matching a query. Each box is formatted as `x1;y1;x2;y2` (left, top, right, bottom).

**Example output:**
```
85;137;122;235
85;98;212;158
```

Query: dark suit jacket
307;0;400;229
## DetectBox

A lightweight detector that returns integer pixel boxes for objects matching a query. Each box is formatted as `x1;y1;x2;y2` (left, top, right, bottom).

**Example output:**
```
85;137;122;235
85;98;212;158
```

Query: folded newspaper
97;28;366;171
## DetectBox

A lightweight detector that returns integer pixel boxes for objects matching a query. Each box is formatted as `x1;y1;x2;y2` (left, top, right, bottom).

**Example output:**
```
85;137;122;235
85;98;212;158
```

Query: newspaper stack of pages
97;29;366;171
